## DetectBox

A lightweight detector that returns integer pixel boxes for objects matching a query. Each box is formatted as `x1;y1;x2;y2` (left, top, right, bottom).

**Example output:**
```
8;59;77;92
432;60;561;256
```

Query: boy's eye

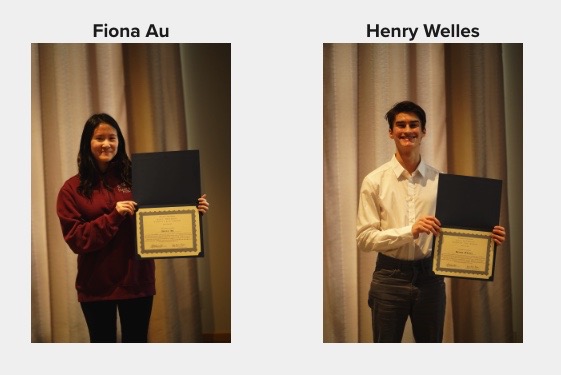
396;122;419;128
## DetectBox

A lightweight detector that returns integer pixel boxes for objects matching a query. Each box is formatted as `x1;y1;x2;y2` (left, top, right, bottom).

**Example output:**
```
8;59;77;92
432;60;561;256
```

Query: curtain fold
123;44;188;152
323;43;359;343
445;44;513;342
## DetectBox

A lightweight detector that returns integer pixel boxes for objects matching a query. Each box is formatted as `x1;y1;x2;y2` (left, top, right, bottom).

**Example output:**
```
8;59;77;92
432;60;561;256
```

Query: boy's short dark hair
385;101;426;131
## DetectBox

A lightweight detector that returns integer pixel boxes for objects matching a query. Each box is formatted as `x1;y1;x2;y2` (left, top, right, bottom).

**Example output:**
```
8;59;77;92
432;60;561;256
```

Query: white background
3;1;554;373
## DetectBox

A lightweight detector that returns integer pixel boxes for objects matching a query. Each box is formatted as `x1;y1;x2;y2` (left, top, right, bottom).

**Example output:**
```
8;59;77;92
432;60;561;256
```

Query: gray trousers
368;253;446;343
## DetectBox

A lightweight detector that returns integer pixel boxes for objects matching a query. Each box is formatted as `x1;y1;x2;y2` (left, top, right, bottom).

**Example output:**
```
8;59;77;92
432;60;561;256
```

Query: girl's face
90;123;119;172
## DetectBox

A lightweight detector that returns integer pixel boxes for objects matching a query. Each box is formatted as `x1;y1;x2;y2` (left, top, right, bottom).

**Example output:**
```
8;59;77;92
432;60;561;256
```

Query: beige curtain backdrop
323;43;522;343
31;43;231;343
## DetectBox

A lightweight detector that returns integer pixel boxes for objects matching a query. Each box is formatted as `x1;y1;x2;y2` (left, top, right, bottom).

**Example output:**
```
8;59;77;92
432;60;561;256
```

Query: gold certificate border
433;227;494;280
136;205;201;258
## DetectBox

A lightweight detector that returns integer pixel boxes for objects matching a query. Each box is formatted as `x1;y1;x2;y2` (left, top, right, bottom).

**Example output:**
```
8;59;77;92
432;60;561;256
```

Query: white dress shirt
356;154;440;260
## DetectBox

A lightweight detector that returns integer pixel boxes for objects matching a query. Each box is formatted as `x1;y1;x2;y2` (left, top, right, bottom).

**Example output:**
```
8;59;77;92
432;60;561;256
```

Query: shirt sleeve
56;184;126;254
356;177;414;253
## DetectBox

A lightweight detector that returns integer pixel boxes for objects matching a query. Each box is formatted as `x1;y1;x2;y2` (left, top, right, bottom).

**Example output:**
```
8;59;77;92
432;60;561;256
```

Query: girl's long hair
77;113;132;199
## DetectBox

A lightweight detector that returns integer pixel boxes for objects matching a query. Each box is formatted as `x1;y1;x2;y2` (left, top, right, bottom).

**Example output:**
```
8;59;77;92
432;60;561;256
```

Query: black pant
80;296;154;343
368;253;446;343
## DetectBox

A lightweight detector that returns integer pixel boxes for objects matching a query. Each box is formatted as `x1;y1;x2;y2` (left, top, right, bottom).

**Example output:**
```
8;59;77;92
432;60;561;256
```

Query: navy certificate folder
435;173;502;232
131;150;201;207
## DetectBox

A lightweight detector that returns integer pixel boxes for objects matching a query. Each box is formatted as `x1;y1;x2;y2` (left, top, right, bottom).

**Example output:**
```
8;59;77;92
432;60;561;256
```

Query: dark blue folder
435;173;502;232
132;150;201;207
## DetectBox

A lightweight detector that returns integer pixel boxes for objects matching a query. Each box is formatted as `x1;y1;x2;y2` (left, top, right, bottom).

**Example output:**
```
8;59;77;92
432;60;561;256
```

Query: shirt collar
390;154;427;178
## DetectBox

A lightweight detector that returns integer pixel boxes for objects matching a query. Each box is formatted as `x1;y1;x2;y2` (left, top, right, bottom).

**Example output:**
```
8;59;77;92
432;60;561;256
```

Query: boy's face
389;112;425;152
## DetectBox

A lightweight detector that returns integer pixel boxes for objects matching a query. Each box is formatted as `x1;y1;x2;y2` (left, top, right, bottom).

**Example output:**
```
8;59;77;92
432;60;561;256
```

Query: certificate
132;150;204;258
433;228;495;279
432;174;502;280
136;206;201;258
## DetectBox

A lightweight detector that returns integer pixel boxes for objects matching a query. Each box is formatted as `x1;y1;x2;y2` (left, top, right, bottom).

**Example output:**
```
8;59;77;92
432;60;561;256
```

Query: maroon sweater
56;168;155;302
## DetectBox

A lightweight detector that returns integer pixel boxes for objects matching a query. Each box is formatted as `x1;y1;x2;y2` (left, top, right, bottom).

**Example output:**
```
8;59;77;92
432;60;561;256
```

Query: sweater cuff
107;209;126;226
